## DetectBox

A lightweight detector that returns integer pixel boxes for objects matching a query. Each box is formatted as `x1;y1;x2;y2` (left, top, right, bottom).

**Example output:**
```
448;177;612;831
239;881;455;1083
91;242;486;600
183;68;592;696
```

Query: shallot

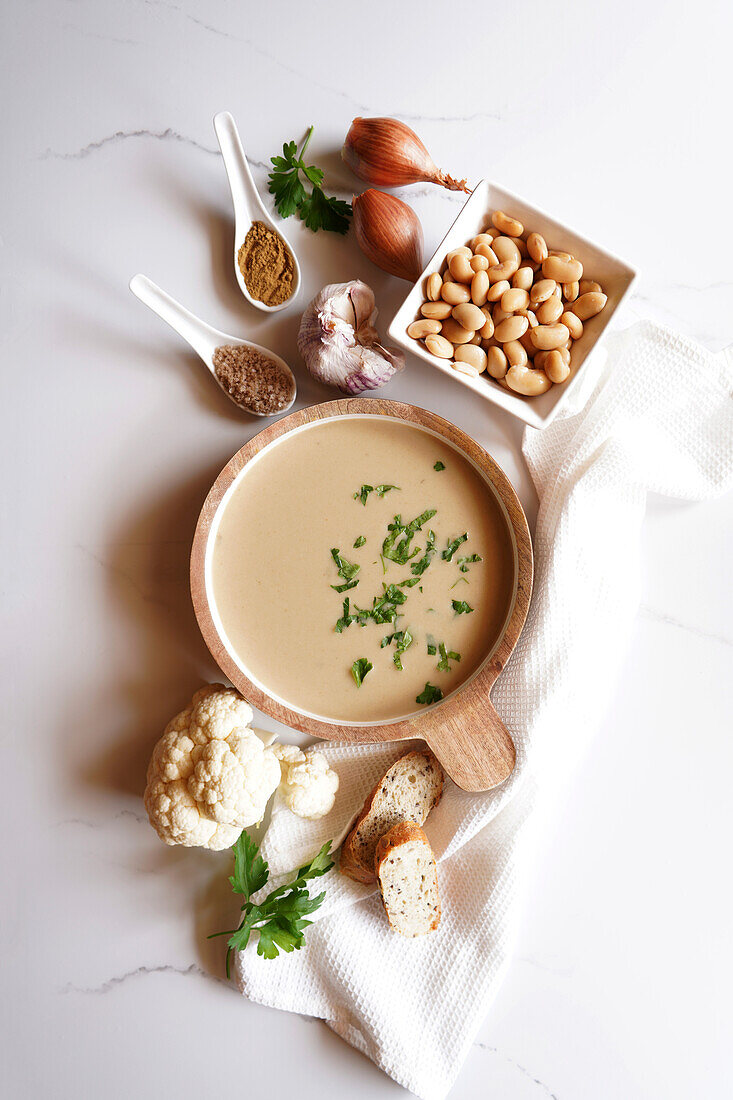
343;117;470;193
352;190;424;282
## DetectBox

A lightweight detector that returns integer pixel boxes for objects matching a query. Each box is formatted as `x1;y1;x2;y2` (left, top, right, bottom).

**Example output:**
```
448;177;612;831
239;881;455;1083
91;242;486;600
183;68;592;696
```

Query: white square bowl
388;180;637;430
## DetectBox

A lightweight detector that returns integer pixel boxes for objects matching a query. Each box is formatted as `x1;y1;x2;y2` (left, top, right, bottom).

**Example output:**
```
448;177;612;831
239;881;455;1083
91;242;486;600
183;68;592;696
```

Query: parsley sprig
268;127;352;234
209;832;334;976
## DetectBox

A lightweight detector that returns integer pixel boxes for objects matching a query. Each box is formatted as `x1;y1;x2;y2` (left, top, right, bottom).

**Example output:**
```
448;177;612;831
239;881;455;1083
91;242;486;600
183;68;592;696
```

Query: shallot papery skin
342;117;470;193
297;280;404;394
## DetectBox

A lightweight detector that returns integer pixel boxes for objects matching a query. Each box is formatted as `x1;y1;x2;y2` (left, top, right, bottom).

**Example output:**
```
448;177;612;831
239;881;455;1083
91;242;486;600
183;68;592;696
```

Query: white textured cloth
236;322;733;1099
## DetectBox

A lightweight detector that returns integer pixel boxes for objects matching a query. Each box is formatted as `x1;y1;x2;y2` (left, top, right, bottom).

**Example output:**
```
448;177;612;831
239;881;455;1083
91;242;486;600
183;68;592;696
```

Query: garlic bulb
297;280;404;394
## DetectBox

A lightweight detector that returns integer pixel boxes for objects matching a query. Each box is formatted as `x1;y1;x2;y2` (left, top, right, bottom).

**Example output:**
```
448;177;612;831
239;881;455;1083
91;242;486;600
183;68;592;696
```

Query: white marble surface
2;2;732;1097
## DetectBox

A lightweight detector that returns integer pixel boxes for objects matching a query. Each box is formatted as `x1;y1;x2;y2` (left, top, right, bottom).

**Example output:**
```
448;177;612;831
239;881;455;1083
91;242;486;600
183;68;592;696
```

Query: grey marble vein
56;809;148;828
639;603;732;648
141;0;236;40
140;0;503;123
36;129;470;214
398;110;502;124
60;22;139;46
60;962;225;995
74;542;173;609
40;127;218;160
516;953;574;977
474;1042;560;1099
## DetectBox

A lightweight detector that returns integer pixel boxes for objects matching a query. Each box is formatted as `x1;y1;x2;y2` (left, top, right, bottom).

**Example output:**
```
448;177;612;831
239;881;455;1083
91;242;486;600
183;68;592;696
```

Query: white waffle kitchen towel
236;322;733;1099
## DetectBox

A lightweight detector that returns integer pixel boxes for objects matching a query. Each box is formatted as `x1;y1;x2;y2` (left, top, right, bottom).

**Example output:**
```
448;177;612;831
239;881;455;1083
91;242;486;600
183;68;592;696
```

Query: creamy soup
211;417;515;722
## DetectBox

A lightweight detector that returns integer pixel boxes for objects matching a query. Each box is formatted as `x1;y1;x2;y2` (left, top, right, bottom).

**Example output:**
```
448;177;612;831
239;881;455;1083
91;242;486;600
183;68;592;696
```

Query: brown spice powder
237;221;295;306
212;344;294;416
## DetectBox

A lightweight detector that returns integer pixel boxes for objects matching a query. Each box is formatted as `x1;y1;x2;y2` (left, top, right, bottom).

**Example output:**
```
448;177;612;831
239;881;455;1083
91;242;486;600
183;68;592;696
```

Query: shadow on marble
80;460;226;800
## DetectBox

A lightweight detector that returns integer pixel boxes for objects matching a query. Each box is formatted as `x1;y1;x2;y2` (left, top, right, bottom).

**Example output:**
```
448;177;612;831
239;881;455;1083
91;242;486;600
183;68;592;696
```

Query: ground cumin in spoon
237;220;295;306
213;344;294;415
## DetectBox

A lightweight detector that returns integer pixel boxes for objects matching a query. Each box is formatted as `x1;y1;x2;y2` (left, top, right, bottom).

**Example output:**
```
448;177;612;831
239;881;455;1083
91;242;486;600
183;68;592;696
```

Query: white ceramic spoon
129;274;296;417
213;110;301;313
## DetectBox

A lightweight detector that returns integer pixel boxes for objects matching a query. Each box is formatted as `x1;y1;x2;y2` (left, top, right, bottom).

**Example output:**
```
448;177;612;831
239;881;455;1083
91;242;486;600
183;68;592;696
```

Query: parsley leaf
330;548;360;591
437;642;461;672
393;629;413;670
416;682;444;706
267;141;307;217
434;461;446;471
382;509;436;566
255;919;309;959
353;535;366;548
442;533;469;561
209;833;334;976
411;529;436;576
335;597;356;633
331;579;359;593
381;629;413;670
452;599;474;615
353;582;407;627
354;483;399;505
407;508;438;535
457;553;482;573
229;830;269;898
268;127;352;234
299;184;352;235
351;657;373;687
331;547;360;581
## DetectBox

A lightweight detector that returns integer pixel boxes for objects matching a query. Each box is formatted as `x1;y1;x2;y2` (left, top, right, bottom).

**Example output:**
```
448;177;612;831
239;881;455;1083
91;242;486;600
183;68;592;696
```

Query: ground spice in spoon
213;344;294;415
237;220;295;306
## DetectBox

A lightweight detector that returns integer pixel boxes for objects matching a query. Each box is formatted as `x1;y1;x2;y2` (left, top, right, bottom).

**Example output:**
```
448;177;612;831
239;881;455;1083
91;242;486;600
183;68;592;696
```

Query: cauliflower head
144;684;280;850
273;744;339;820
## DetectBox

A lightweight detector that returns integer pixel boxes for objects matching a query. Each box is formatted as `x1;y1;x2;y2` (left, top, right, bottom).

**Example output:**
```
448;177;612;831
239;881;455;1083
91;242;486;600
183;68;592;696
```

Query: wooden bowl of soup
191;399;532;792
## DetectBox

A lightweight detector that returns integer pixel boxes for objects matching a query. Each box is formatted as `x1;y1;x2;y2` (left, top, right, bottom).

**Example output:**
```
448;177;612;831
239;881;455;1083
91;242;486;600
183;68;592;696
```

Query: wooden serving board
190;398;533;792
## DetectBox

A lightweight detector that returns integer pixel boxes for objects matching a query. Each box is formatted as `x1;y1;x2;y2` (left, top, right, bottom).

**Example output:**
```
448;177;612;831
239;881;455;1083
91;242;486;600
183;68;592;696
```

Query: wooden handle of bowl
416;684;516;793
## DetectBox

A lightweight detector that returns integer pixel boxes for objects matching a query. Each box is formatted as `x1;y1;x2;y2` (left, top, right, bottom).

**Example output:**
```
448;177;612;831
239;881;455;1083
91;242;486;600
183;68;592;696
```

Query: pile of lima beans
407;210;608;397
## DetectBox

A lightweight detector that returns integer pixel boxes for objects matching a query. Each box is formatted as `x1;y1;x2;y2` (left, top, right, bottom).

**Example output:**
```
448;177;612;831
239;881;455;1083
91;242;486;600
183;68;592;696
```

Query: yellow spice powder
237;220;295;306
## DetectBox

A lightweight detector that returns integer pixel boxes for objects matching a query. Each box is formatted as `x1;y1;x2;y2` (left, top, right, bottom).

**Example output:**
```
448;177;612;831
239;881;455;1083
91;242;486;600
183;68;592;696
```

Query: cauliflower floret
273;744;339;820
188;728;280;825
144;778;241;850
144;684;279;850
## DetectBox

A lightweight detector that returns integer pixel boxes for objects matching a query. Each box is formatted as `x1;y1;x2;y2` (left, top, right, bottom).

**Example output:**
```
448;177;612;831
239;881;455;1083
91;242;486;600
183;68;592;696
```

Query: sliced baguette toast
339;749;443;885
375;822;441;936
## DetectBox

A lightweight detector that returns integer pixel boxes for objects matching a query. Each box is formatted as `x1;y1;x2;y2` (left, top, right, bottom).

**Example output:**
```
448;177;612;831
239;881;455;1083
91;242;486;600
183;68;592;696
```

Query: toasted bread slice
375;822;441;935
339;749;444;885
